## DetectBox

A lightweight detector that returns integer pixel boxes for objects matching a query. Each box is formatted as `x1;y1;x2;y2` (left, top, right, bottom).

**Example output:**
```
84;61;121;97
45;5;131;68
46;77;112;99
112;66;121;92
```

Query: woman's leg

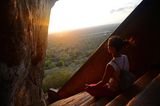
85;84;119;98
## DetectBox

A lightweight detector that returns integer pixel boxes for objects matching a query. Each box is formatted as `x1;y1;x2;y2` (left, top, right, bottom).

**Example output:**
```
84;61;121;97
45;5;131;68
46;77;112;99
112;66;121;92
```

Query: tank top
107;54;129;90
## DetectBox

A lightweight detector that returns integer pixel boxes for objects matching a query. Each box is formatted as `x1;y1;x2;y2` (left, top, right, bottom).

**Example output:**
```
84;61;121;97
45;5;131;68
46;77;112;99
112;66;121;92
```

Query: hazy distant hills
48;23;120;37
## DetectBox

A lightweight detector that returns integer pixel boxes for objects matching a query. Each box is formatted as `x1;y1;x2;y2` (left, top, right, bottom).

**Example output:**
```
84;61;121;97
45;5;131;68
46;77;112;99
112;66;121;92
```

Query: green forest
42;24;119;92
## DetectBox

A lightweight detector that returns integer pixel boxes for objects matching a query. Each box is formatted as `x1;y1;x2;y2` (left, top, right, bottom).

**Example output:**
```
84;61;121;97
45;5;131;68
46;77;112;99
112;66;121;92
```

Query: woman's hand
85;81;103;88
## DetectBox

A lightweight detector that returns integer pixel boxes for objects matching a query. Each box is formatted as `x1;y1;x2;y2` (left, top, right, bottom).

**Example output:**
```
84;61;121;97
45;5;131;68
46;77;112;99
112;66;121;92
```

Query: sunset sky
48;0;142;34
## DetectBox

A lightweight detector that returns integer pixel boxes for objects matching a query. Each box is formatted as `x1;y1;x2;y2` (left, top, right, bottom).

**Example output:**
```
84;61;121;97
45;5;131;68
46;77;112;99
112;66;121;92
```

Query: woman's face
107;42;116;56
108;45;114;54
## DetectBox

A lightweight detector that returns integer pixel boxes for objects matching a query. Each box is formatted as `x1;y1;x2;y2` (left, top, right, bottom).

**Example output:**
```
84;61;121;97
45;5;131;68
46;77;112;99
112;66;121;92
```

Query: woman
85;36;134;98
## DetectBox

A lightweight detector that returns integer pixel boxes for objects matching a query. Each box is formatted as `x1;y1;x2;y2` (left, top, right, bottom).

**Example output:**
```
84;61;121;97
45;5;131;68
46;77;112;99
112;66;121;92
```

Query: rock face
0;0;56;106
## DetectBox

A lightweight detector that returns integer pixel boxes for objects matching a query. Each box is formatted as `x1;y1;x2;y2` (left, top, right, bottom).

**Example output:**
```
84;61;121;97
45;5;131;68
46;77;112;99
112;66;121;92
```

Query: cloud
110;0;143;14
110;6;135;14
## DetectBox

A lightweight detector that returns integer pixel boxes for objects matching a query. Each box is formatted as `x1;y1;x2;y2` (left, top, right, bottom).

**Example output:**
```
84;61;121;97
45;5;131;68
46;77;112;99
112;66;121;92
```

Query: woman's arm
101;64;115;84
86;64;115;87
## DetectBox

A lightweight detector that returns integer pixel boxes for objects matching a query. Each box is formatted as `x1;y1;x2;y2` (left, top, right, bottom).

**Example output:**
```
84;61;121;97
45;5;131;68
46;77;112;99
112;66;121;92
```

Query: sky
48;0;142;34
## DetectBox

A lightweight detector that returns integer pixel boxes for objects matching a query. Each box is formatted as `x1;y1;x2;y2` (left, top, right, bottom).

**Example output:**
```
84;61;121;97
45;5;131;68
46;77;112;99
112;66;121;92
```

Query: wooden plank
80;96;95;106
50;92;110;106
50;92;92;106
90;98;110;106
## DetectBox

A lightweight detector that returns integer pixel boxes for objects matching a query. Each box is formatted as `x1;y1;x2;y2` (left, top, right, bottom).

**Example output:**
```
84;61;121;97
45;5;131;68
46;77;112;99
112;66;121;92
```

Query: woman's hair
108;36;129;52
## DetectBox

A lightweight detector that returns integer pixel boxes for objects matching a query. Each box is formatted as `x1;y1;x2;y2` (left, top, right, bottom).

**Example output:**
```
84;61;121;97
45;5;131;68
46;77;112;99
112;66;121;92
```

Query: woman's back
107;54;129;90
109;54;129;72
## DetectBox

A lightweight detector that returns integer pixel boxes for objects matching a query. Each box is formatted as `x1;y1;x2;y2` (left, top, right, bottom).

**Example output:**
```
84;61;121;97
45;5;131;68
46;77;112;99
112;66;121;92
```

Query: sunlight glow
48;0;142;33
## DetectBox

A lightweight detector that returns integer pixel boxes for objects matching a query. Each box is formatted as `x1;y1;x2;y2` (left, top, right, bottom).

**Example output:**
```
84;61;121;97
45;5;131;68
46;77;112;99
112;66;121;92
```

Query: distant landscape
42;23;119;92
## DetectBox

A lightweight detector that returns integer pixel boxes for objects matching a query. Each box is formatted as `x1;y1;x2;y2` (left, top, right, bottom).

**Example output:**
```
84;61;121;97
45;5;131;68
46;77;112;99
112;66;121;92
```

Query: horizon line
48;23;120;35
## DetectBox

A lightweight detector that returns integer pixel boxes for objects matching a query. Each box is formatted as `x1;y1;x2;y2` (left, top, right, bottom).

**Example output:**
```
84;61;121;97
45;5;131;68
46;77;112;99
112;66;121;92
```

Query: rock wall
0;0;56;106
